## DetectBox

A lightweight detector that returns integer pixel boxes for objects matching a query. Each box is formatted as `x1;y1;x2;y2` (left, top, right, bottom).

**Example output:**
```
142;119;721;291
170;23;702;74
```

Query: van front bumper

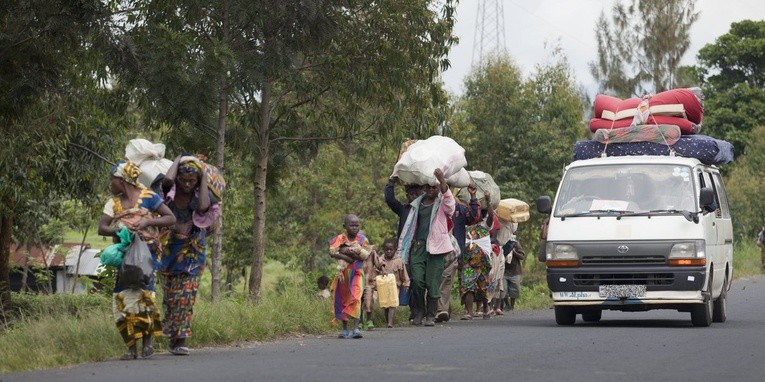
547;266;706;291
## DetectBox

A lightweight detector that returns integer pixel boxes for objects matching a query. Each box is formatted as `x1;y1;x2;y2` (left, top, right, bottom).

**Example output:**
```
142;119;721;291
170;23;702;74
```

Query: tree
695;20;765;156
118;0;457;301
724;125;765;239
0;0;119;322
590;0;699;97
116;0;238;302
266;143;400;274
452;49;584;247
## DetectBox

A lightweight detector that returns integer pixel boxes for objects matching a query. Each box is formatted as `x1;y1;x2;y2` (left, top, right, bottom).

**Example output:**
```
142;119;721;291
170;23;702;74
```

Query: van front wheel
554;306;576;325
691;297;713;327
712;275;728;323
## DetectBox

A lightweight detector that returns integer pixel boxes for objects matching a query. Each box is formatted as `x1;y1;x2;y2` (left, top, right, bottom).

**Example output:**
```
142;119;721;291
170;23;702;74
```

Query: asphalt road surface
5;275;765;382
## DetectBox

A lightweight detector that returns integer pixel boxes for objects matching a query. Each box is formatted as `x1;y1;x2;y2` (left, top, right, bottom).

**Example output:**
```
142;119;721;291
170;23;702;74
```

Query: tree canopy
590;0;699;97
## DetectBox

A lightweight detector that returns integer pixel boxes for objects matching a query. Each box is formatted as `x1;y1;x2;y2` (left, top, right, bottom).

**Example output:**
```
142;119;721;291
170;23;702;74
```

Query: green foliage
266;143;399;273
724;125;765;239
452;50;584;247
590;0;699;97
697;20;765;92
693;20;765;156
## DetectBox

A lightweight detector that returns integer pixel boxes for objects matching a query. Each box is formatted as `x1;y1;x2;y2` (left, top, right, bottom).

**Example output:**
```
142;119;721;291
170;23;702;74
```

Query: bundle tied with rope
454;170;500;210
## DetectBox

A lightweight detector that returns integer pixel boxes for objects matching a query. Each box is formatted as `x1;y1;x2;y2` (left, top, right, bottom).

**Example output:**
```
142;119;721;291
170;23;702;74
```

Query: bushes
9;292;110;321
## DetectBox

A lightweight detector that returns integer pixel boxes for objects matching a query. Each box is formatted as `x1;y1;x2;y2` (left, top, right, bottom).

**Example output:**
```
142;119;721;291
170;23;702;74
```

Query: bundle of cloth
589;88;704;135
576;88;734;165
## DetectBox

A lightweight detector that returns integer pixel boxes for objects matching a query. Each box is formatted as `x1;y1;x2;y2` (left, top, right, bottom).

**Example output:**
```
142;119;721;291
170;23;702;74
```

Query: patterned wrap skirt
112;289;163;347
331;260;365;322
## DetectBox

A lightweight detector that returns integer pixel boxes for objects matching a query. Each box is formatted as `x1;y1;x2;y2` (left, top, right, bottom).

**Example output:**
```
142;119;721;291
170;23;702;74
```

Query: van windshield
554;164;696;217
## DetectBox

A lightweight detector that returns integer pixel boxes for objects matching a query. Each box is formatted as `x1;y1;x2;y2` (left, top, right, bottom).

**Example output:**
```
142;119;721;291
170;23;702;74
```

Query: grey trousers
437;251;458;313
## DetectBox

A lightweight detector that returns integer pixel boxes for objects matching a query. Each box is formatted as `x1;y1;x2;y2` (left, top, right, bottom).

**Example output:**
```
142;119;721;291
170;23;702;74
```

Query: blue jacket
385;180;413;238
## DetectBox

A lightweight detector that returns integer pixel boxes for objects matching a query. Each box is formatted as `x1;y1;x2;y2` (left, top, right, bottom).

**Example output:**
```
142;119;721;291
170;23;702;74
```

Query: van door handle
724;239;733;244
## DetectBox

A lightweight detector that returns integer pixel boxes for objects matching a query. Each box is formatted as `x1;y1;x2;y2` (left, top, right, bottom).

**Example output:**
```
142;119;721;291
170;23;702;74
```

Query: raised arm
162;155;183;194
196;169;211;213
385;176;404;215
466;183;482;224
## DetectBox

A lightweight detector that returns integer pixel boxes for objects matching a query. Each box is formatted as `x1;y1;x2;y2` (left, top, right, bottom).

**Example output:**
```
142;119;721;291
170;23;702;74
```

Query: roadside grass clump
191;286;335;346
9;292;110;321
0;309;121;372
732;240;762;279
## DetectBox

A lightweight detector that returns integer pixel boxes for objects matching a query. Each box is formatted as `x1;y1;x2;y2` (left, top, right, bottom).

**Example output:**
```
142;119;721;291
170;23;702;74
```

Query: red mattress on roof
590;88;704;134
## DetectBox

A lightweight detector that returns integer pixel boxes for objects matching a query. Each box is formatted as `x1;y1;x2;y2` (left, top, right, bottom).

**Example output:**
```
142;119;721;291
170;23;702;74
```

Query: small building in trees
8;243;103;294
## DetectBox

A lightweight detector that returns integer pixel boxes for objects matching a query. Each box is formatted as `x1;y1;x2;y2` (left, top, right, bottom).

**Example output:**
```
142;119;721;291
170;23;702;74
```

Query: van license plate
599;285;646;298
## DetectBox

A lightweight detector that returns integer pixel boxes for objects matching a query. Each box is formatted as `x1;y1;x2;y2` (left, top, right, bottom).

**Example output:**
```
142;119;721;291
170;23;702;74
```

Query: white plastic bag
125;139;173;187
446;168;471;187
392;136;467;186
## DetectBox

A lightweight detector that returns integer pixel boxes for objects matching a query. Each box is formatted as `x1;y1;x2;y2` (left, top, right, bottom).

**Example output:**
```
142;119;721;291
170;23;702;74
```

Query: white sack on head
447;168;471;188
392;135;467;186
496;220;518;247
125;138;173;187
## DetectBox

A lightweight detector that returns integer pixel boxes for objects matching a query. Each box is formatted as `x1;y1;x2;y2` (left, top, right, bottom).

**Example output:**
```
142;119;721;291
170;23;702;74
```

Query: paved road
6;275;765;382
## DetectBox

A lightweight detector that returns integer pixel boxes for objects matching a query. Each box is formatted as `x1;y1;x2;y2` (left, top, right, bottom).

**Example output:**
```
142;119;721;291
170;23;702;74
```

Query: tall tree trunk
71;224;90;293
211;78;228;303
210;0;230;303
248;81;272;301
0;213;13;324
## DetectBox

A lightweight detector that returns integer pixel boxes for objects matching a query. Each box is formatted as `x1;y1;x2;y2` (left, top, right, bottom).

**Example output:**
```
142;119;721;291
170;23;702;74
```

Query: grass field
63;229;111;250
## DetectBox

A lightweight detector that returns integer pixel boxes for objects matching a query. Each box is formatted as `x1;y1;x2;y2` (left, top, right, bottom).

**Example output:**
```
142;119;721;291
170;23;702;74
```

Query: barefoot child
378;238;410;328
329;214;371;339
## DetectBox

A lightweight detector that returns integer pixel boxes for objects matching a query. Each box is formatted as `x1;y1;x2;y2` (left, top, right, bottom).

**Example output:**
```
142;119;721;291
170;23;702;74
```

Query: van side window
711;172;730;219
699;171;722;217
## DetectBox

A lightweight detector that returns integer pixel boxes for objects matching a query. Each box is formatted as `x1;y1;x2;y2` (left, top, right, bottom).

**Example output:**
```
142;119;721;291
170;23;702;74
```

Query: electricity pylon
472;0;507;66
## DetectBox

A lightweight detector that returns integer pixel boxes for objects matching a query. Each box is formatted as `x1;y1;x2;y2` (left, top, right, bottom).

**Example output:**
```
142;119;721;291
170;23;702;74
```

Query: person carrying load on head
98;161;176;360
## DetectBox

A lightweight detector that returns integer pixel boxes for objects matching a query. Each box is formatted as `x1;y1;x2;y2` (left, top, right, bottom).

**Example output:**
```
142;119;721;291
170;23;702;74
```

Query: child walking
378;238;410;328
361;245;380;330
329;214;371;339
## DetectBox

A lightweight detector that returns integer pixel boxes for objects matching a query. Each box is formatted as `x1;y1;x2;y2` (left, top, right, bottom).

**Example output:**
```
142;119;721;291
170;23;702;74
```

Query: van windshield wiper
560;210;633;220
619;209;699;223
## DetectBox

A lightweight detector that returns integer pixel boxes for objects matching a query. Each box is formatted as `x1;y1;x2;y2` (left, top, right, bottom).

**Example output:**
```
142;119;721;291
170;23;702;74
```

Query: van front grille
573;273;674;286
581;255;666;266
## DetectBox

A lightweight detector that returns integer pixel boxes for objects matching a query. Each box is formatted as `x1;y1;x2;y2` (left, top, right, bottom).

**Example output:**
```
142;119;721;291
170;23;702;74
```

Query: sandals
495;309;504;316
338;330;350;339
142;345;155;359
120;351;137;360
351;328;363;339
169;346;190;355
168;337;190;355
460;314;473;320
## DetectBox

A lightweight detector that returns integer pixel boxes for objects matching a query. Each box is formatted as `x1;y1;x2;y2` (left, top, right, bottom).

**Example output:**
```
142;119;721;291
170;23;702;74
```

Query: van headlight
546;243;579;267
668;240;706;266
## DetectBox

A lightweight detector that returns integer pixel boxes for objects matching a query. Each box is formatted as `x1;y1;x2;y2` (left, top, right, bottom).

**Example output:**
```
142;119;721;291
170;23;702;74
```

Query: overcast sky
441;0;765;98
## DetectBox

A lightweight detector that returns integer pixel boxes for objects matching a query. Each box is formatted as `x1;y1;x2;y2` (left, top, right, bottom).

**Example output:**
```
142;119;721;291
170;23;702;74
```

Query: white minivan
537;155;733;327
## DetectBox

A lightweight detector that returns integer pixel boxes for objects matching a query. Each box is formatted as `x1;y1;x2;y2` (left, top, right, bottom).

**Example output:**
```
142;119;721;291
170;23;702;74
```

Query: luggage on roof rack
573;135;734;166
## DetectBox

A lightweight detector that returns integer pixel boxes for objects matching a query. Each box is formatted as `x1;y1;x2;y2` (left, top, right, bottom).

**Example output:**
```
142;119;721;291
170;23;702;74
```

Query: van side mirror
537;195;552;214
699;187;714;209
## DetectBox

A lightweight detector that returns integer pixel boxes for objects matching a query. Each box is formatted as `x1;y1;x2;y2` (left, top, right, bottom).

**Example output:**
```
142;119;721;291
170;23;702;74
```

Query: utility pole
472;0;507;66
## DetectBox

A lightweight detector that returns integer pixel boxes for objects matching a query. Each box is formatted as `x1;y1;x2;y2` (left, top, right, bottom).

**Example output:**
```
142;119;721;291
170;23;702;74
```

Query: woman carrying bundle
98;161;176;360
160;155;221;355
